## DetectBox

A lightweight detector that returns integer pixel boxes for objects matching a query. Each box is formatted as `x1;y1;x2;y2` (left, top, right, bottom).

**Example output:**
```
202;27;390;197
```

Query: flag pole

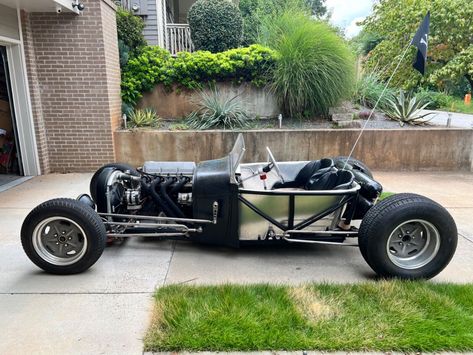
342;42;412;170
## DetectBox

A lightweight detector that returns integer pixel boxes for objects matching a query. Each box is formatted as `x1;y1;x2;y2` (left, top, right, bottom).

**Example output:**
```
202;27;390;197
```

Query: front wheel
21;198;107;274
358;193;457;279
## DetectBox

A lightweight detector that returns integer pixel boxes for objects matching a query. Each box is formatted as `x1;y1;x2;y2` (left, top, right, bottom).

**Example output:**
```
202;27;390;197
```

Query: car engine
91;162;197;219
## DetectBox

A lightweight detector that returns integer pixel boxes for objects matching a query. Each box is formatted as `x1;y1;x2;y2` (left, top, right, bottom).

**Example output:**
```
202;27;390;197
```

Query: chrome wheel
32;217;88;266
386;219;440;270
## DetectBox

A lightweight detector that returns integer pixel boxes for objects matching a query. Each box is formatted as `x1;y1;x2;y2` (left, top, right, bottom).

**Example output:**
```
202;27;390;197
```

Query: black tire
21;198;107;275
358;193;457;279
334;156;373;178
359;193;418;269
90;163;139;203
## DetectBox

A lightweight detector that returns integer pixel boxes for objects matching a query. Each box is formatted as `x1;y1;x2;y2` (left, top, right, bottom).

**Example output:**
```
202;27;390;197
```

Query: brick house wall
101;0;122;134
21;0;121;173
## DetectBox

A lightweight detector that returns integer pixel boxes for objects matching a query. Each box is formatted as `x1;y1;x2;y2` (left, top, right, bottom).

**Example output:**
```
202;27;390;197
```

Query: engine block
142;161;196;176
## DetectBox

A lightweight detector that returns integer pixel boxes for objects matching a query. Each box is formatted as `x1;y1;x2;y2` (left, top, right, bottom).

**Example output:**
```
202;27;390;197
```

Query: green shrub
118;39;131;67
127;108;161;128
186;87;251;129
263;10;355;117
188;0;243;52
353;72;395;109
116;7;146;58
122;101;134;117
121;46;172;106
171;45;277;87
415;89;454;110
121;45;277;106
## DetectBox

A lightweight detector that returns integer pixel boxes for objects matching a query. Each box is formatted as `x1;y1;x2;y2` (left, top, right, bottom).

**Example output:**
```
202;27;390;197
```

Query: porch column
156;0;166;48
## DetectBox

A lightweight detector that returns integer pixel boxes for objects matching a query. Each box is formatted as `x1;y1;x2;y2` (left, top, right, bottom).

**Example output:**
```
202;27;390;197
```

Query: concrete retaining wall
137;83;279;119
114;128;473;171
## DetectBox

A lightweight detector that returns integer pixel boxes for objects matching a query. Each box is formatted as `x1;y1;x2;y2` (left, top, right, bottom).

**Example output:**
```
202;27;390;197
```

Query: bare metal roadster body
21;134;458;279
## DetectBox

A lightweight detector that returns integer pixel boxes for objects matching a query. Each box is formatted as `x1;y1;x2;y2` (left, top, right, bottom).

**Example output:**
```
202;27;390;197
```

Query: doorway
0;45;22;186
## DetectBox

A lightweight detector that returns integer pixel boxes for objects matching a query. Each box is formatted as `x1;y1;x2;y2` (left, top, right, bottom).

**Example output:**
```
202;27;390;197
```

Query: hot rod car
21;134;457;279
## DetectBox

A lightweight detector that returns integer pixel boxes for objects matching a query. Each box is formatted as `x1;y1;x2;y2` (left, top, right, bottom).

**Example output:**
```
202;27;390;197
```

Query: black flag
410;11;430;75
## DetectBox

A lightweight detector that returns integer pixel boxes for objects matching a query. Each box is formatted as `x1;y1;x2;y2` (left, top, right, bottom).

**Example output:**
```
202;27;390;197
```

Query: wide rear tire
358;193;457;279
21;198;107;275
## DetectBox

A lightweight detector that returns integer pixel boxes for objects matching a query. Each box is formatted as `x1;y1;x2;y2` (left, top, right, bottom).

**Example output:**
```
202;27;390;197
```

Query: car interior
230;135;356;192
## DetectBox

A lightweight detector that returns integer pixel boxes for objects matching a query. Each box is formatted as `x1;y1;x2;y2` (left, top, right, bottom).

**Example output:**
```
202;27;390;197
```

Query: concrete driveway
1;171;473;354
425;109;473;128
0;174;174;354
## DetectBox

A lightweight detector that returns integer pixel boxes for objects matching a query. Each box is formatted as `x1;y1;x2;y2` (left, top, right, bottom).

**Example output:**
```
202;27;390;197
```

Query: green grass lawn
441;98;473;115
379;191;395;200
145;282;473;352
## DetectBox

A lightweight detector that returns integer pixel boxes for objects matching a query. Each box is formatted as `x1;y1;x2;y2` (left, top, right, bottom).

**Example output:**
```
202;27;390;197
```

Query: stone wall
115;128;473;172
138;82;280;119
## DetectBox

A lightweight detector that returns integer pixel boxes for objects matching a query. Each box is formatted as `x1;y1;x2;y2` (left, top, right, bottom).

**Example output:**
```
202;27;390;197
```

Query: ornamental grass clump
353;72;396;109
186;87;251;130
263;10;355;117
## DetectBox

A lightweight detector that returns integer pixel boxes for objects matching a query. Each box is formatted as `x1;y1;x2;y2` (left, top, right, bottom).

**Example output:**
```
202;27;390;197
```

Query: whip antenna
342;44;410;170
343;12;431;170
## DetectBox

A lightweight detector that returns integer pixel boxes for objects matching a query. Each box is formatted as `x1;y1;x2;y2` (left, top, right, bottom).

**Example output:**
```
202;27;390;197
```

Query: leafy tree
430;46;473;93
361;0;473;93
351;30;384;56
305;0;327;17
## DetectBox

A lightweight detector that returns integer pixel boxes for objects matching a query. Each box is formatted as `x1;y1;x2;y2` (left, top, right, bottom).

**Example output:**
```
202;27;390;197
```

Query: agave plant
384;90;433;126
127;108;161;128
186;87;251;130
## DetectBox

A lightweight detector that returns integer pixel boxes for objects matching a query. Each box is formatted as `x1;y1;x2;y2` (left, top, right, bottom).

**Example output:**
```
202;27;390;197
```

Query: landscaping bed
159;112;448;131
145;281;473;352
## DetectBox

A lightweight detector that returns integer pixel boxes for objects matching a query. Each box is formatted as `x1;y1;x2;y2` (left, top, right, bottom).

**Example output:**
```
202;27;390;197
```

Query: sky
325;0;375;38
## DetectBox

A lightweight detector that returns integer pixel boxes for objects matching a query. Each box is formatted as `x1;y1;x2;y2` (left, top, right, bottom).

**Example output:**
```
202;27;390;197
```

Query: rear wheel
21;198;107;274
358;193;457;279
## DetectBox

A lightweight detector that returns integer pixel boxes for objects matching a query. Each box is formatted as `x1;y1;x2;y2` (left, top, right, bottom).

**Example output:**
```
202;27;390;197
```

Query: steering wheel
266;147;285;183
